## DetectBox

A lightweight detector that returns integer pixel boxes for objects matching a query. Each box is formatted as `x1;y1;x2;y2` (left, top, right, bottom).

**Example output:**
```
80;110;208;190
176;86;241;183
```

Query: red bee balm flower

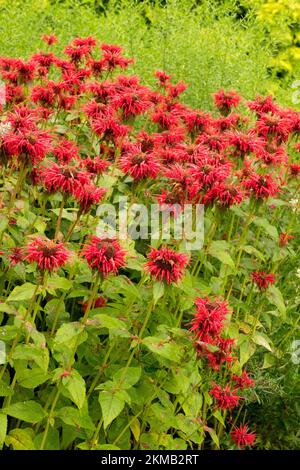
251;271;275;289
213;89;241;115
82;236;126;276
231;424;256;449
209;384;241;410
145;246;189;284
25;238;70;271
232;369;254;390
243;173;279;199
279;231;294;247
120;151;160;180
189;297;230;343
73;184;106;213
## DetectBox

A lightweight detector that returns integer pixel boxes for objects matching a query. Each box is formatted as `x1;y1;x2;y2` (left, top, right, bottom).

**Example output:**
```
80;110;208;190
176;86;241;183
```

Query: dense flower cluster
0;36;298;451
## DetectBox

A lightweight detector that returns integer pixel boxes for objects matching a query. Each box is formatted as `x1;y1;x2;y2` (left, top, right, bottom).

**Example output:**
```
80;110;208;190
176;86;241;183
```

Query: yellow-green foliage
255;0;300;77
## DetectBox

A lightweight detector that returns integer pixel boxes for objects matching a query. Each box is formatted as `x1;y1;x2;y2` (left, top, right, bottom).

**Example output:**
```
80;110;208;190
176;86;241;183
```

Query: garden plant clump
0;33;299;451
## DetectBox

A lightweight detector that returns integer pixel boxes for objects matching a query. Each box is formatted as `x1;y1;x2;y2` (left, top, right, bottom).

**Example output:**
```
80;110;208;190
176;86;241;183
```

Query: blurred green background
0;0;299;109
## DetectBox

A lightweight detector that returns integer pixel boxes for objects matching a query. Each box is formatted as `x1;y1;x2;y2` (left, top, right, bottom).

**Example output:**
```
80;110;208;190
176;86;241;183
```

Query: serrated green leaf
61;370;86;409
13;344;49;371
153;281;165;305
143;336;183;363
5;428;35;450
2;401;46;423
114;367;141;389
7;283;36;302
253;217;278;240
98;391;125;429
208;241;234;267
0;413;7;449
253;332;272;351
266;285;286;318
56;406;95;431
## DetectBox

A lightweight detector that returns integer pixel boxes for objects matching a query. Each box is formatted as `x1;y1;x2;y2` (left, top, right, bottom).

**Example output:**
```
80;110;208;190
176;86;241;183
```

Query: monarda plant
0;35;299;451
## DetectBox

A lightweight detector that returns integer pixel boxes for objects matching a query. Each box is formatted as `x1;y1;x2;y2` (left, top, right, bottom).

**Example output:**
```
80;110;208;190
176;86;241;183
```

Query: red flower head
247;95;279;116
256;113;293;143
31;84;55;107
6;106;37;132
9;247;24;266
202;182;244;207
25;237;70;271
191;154;232;188
232;369;254;390
231;424;256;449
41;34;58;46
279;231;294;247
225;131;262;158
243;173;279;199
73;183;106;213
43;163;90;195
3;128;52;164
53;138;79;164
182;109;211;136
82;236;126;276
112;88;152;119
92;116;129;142
251;271;275;290
145;246;189;284
64;41;91;64
189;297;229;343
120;148;160;180
289;163;300;178
198;336;235;370
100;44;134;71
155;70;171;87
213;89;241;115
80;156;110;175
209;384;241;410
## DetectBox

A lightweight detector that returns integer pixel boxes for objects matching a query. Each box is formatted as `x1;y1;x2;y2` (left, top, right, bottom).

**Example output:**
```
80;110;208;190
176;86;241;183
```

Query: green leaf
93;314;127;330
266;285;286;318
13;344;49;371
56;407;95;431
2;401;46;423
143;336;183;363
16;365;49;389
5;428;35;450
46;276;73;293
253;217;278;240
0;413;7;450
208;241;234;267
153;281;165;305
206;427;220;449
98;391;125;429
212;409;225;426
62;370;86;409
54;322;86;349
262;353;276;369
0;303;17;315
114;367;141;389
239;339;256;367
0;382;13;397
6;283;36;302
242;245;265;261
129;417;140;442
253;332;272;352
